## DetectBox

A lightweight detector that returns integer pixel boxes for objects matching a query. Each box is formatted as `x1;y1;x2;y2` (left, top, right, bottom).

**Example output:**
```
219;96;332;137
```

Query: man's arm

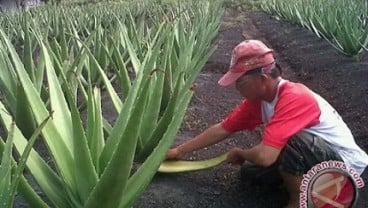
227;143;281;167
166;123;231;159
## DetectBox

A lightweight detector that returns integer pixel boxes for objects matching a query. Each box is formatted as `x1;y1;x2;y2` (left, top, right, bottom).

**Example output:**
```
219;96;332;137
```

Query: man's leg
279;170;302;208
241;162;288;206
240;162;283;187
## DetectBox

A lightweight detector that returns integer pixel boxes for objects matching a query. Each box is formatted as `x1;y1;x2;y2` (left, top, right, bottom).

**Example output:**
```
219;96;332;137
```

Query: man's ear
260;73;269;82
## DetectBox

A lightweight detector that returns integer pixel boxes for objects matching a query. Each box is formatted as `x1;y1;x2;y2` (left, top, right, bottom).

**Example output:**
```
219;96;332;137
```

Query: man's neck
263;77;282;103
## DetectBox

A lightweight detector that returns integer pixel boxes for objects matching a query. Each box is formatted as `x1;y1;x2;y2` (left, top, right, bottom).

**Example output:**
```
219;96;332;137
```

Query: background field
135;6;368;208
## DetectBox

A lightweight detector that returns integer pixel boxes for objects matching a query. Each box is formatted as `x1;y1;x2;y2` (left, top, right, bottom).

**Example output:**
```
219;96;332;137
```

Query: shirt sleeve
221;99;263;132
262;86;320;149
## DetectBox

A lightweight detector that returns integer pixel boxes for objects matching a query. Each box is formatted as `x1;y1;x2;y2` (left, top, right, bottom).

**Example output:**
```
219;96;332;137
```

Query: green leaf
86;87;104;173
0;123;15;207
66;82;98;204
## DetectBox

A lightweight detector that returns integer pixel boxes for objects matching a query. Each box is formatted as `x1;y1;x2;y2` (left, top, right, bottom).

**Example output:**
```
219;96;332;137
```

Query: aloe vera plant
261;0;368;59
0;27;182;207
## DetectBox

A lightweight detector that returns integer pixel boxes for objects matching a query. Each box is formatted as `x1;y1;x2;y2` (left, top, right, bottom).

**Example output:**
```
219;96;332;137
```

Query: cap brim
218;70;245;87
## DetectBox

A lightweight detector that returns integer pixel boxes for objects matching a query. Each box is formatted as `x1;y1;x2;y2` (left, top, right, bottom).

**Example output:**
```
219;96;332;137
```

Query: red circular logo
309;169;357;208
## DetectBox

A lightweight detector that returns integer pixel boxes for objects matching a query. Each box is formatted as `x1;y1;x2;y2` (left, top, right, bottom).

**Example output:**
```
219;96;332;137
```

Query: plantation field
3;1;366;207
135;9;368;208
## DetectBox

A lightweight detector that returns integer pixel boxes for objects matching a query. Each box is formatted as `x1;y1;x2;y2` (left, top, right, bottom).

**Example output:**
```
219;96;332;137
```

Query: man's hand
227;144;281;167
227;147;246;165
165;147;183;160
164;123;231;161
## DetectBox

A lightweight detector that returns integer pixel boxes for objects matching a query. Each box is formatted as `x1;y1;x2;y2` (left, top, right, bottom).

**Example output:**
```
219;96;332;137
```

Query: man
165;40;368;207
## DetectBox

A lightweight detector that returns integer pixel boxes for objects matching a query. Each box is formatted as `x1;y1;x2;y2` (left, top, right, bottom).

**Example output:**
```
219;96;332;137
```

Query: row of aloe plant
261;0;368;60
0;0;223;207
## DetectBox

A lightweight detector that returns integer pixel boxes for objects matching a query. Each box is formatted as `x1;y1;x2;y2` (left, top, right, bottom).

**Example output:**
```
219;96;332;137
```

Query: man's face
235;74;264;100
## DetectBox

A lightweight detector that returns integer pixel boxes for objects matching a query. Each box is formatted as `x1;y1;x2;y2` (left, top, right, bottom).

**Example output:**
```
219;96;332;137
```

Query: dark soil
135;9;368;208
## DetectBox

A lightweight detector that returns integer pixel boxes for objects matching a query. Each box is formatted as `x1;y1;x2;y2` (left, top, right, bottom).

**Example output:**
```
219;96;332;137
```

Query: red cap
218;40;275;87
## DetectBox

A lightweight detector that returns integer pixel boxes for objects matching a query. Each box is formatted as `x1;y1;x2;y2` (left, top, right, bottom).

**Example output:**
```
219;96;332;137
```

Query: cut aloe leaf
158;153;228;173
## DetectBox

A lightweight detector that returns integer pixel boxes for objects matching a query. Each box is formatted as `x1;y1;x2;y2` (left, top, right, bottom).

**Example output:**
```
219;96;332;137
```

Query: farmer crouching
165;40;368;207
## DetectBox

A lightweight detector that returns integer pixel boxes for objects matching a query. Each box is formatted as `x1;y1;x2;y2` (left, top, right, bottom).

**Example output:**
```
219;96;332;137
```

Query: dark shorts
279;131;343;175
241;131;343;184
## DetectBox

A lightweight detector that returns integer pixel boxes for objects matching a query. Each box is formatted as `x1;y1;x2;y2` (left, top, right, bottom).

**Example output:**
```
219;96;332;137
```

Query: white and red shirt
221;79;368;174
